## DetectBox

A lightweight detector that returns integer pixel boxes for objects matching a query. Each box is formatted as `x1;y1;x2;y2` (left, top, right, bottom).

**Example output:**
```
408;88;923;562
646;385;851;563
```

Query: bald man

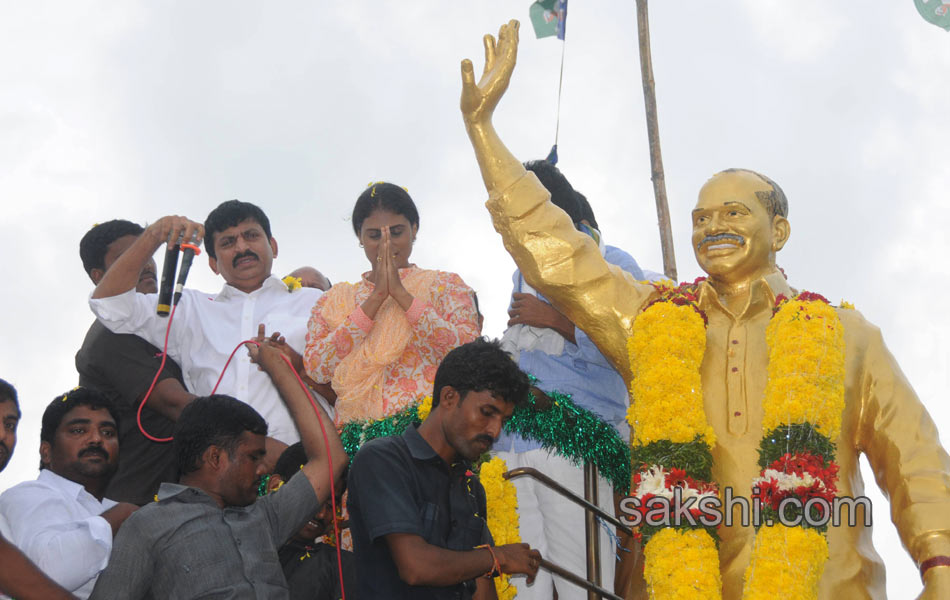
288;267;331;291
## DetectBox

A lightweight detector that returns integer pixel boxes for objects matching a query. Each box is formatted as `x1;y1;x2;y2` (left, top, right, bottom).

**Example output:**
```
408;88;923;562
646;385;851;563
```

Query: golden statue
460;20;950;600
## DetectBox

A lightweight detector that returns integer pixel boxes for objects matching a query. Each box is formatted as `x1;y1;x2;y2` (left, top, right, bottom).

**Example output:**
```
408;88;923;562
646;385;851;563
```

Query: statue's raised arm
460;20;527;197
459;20;654;381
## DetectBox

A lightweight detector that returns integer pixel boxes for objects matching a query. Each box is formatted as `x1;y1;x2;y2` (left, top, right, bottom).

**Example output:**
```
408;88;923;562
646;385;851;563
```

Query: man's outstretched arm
248;333;348;500
92;216;203;300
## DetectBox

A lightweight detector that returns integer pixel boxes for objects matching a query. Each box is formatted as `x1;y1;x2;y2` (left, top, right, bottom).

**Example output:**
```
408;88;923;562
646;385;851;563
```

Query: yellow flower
627;302;714;446
742;525;828;600
644;528;722;599
762;299;846;438
839;300;855;310
282;275;302;292
481;457;520;600
416;396;433;421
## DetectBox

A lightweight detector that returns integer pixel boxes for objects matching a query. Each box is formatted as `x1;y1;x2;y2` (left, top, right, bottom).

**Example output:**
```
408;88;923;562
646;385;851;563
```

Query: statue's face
691;171;788;284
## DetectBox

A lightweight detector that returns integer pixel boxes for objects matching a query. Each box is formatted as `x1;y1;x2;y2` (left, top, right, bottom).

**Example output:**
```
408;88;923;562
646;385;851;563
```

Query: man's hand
92;214;204;299
494;543;542;583
144;215;205;251
460;19;520;127
245;325;289;375
507;293;576;344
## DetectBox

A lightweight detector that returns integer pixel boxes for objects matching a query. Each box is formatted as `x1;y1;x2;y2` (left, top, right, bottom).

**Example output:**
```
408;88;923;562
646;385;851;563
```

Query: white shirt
0;469;118;599
89;275;324;444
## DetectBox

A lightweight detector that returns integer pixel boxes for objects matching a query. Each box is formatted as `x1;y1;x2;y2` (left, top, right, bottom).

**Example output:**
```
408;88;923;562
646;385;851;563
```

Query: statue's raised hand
460;20;520;126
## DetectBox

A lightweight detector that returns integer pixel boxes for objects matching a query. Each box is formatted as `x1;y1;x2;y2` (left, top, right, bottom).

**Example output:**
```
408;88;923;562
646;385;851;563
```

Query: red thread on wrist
920;556;950;580
476;544;501;578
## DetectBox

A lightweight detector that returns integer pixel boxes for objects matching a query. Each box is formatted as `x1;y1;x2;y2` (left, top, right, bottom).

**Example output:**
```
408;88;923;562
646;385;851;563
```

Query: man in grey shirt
90;334;349;599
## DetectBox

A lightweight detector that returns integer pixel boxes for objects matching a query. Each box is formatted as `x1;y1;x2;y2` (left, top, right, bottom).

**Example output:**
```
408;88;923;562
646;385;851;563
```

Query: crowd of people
1;20;949;600
0;165;626;600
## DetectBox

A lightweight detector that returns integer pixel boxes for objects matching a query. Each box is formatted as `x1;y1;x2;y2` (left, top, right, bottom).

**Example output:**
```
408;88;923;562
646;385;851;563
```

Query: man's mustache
233;250;259;267
474;434;494;447
79;446;109;460
697;232;745;250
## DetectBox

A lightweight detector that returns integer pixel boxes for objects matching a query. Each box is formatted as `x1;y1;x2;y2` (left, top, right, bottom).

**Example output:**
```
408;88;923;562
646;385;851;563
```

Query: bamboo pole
635;0;677;281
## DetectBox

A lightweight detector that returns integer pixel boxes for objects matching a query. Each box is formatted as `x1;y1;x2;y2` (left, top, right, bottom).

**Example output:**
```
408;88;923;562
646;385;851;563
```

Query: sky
1;1;948;596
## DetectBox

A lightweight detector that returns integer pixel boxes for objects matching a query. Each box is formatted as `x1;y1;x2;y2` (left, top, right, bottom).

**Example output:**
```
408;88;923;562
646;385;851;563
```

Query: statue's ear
772;215;790;252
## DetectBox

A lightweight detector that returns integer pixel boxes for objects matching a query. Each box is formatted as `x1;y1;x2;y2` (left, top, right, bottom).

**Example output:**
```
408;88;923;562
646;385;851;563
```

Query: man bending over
90;331;348;599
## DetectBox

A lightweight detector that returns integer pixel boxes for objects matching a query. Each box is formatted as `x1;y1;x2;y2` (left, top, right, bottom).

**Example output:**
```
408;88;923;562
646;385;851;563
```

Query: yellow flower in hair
416;396;433;421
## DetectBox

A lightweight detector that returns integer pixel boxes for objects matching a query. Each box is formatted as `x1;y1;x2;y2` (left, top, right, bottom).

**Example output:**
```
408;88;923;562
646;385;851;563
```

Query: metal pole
584;462;601;599
636;0;677;281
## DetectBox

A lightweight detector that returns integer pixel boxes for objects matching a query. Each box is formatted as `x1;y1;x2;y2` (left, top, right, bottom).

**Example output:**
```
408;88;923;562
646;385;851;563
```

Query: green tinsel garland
338;380;632;493
340;402;426;457
503;387;632;493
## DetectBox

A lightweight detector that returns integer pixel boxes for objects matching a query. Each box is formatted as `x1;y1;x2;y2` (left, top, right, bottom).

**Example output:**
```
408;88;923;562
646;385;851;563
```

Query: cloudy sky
1;1;947;595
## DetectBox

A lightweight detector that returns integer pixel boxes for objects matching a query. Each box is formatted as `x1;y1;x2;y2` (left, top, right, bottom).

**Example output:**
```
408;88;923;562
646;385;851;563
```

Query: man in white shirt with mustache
89;200;326;468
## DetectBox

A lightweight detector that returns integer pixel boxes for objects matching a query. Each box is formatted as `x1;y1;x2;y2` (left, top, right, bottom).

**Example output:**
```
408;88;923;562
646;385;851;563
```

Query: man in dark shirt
270;442;357;600
89;339;349;599
76;220;194;505
347;338;543;599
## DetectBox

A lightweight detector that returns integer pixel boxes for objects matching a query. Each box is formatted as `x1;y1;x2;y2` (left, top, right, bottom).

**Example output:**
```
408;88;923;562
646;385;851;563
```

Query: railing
504;464;630;600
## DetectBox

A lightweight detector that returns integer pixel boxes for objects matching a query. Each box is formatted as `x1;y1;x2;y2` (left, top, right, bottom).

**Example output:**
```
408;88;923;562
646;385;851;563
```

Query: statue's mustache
697;233;745;250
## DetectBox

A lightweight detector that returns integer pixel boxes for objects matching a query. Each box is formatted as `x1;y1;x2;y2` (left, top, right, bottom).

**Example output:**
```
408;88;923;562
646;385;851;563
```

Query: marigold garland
742;525;828;600
627;281;722;600
480;457;520;600
742;292;846;599
643;528;722;600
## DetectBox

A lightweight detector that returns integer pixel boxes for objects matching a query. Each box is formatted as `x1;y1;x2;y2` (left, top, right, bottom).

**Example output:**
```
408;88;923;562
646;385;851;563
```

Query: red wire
137;307;346;599
136;303;178;442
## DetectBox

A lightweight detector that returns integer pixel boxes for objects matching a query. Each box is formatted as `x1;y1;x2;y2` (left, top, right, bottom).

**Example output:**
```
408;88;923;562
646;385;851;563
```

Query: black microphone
157;244;180;316
173;244;199;308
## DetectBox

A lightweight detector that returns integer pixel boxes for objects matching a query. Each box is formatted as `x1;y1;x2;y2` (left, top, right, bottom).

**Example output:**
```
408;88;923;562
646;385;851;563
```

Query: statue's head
691;169;790;285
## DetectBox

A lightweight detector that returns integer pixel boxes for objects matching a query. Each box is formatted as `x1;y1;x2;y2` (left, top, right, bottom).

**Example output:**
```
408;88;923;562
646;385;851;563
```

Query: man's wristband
920;556;950;580
476;544;501;578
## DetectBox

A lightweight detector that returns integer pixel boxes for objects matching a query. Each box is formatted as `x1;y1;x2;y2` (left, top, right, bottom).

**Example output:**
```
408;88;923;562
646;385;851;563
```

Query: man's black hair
79;220;145;275
524;160;583;224
574;191;599;230
40;388;119;446
351;182;420;237
274;442;307;481
174;395;268;476
204;200;273;260
432;338;530;408
0;378;20;419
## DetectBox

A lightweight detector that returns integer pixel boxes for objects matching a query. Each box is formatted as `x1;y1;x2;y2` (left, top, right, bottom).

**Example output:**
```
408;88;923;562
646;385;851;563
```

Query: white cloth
493;448;615;600
0;470;118;598
90;276;325;443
